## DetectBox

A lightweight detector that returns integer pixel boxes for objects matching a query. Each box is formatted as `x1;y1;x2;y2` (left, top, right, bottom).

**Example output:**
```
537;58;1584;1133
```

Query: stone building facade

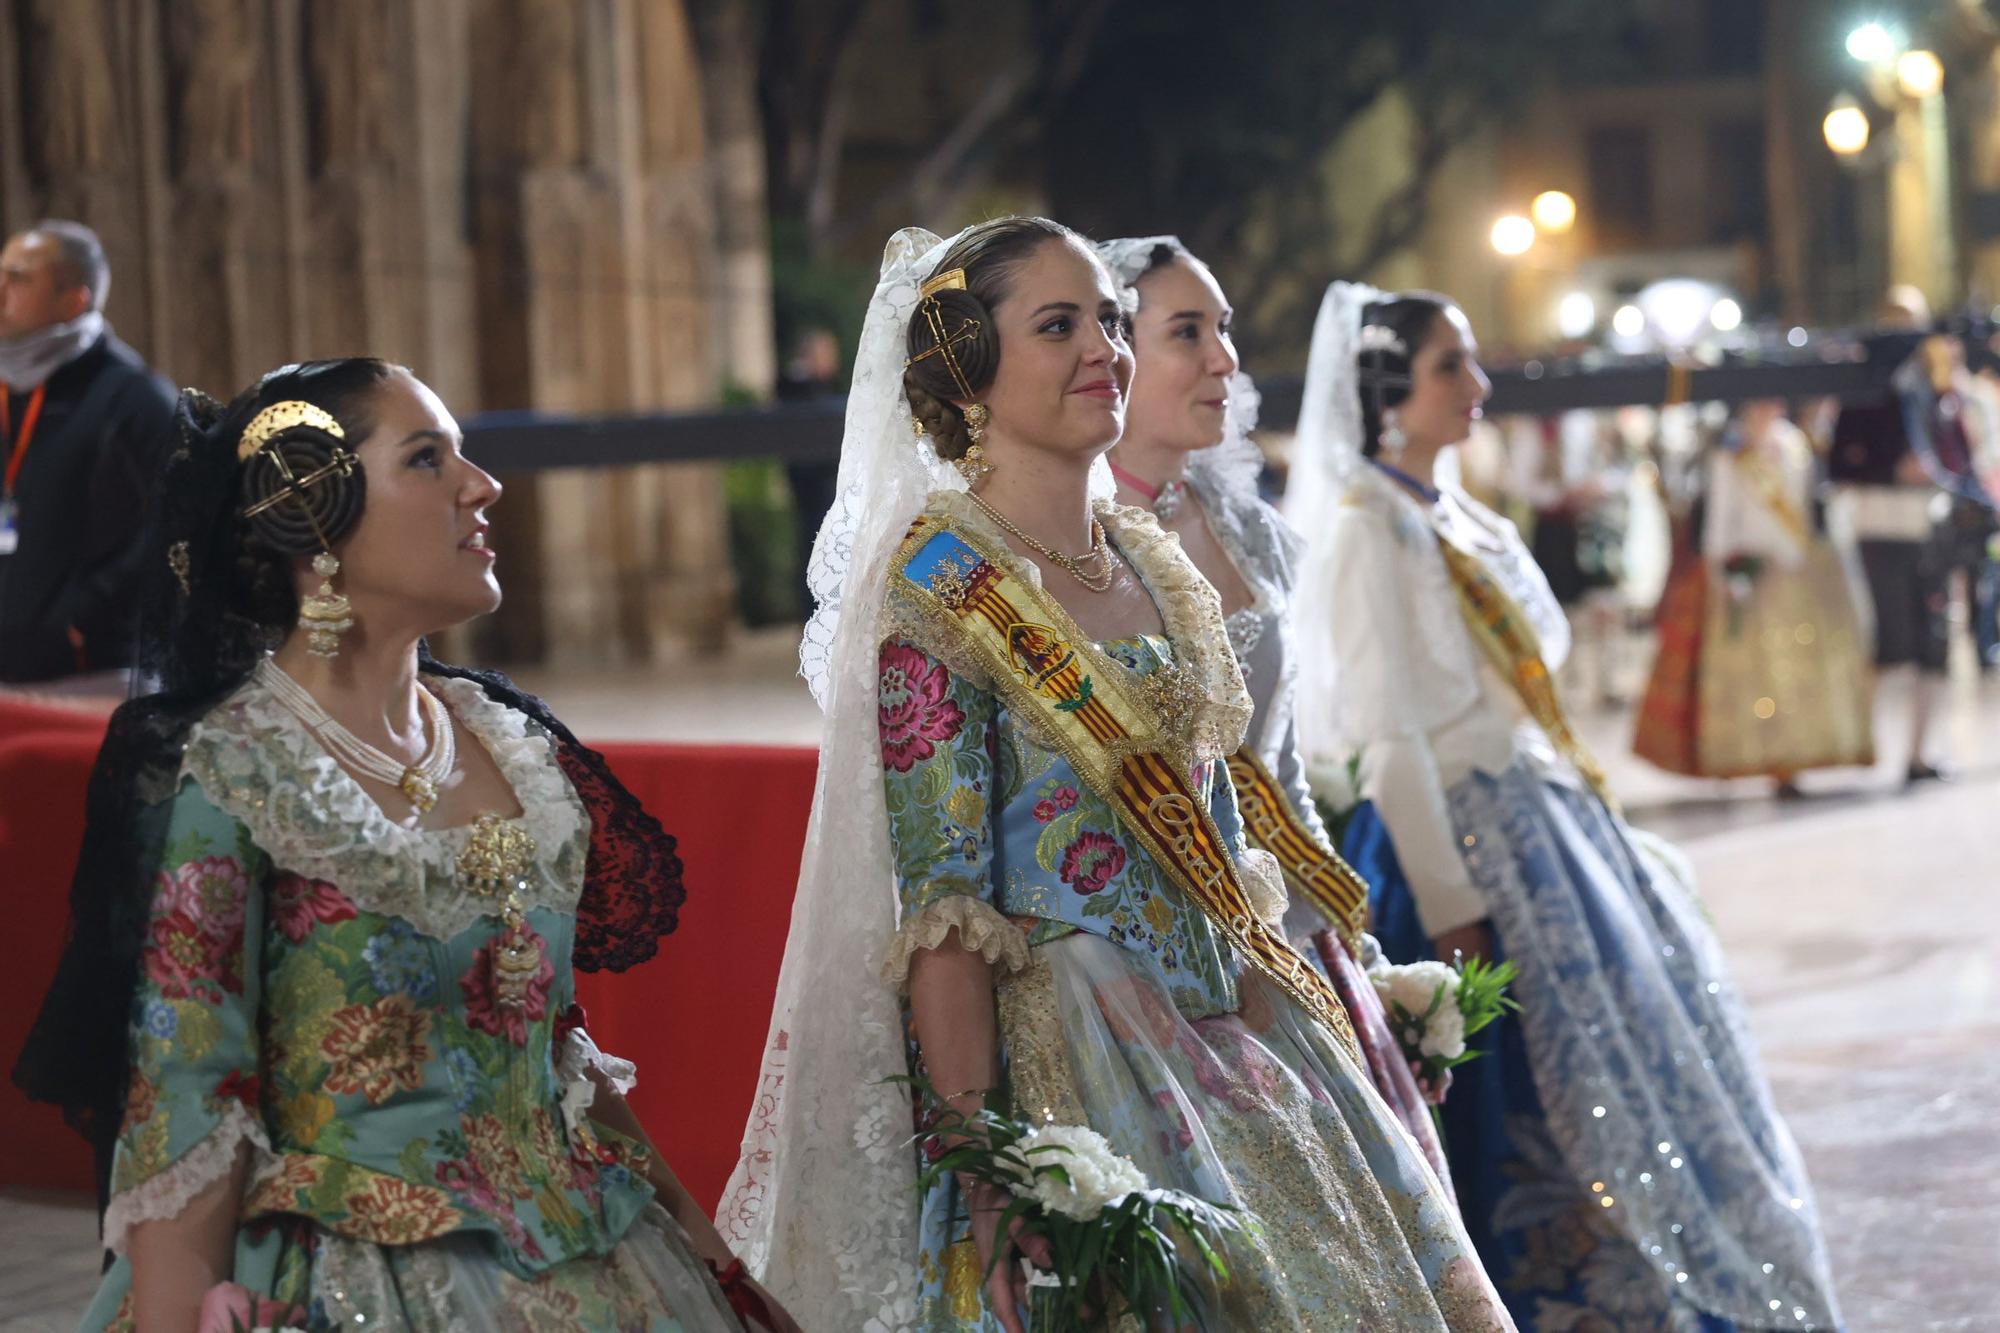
0;0;772;663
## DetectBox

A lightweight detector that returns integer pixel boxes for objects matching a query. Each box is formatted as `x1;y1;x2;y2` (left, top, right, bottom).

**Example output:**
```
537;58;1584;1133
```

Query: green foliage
723;459;802;627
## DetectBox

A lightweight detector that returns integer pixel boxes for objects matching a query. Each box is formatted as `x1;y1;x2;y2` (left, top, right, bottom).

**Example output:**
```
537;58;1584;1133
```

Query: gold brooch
1142;663;1204;728
456;813;538;897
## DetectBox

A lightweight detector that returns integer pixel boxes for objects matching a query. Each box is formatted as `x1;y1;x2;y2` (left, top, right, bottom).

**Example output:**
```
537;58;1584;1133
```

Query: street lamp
1897;49;1944;99
1845;22;1900;64
1531;191;1577;235
1490;215;1536;256
1823;96;1871;156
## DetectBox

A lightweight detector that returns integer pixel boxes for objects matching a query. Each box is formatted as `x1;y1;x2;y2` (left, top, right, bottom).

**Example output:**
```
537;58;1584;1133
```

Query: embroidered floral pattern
879;641;967;772
1058;831;1126;894
319;996;432;1105
270;875;358;944
341;1174;462;1245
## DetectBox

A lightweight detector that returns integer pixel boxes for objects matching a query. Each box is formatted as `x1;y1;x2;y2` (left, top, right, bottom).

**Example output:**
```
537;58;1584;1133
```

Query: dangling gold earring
957;404;993;482
298;550;354;657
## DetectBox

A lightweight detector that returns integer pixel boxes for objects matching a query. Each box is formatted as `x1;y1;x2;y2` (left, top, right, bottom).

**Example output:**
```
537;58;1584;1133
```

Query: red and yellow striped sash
1225;747;1368;948
1435;537;1617;809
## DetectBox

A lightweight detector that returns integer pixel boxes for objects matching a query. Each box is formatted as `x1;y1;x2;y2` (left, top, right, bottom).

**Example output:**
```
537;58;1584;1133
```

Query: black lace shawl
11;657;684;1213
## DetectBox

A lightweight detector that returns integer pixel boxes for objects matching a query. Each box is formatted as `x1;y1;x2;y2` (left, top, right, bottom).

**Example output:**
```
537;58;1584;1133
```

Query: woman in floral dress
15;360;797;1332
717;219;1510;1332
1095;234;1450;1192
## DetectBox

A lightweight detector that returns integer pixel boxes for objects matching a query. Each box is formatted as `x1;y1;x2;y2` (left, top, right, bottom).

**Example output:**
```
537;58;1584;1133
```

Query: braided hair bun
239;420;367;556
145;359;398;697
903;216;1079;461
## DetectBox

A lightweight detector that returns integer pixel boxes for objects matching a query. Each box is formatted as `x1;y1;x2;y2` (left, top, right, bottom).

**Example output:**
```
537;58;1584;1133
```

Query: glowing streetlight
1491;215;1536;256
1845;22;1899;64
1531;191;1578;235
1557;292;1596;339
1823;97;1870;156
1612;305;1646;339
1897;49;1944;99
1710;298;1743;333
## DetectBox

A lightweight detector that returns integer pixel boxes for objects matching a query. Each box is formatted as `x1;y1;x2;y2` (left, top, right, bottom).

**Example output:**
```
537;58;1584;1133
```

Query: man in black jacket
0;219;175;683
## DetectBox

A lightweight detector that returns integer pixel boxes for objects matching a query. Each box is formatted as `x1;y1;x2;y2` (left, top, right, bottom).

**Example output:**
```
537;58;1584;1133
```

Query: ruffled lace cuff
879;894;1030;990
557;1026;639;1141
104;1102;270;1255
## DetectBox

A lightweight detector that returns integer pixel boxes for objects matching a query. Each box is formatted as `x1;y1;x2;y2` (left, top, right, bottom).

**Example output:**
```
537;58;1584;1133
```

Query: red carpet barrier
1;693;818;1217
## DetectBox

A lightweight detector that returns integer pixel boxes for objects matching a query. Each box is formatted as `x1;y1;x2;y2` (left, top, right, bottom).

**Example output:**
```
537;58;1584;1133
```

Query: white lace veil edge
1095;235;1265;509
717;227;964;1325
721;223;1112;1326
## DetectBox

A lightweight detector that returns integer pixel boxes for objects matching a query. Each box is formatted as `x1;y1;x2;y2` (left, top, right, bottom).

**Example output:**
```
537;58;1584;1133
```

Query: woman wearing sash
1096;235;1451;1195
718;221;1509;1331
1289;285;1843;1332
15;361;792;1332
1633;399;1874;788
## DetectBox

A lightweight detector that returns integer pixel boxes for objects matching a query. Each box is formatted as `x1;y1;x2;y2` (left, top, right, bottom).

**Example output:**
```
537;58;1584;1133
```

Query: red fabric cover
1;697;816;1216
0;730;102;1191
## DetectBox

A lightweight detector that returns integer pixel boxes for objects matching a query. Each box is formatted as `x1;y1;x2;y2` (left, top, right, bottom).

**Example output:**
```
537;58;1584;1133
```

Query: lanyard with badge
0;384;47;555
0;382;46;552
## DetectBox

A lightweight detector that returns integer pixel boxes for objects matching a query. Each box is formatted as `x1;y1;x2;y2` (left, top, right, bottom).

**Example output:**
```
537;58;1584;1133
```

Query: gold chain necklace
968;490;1117;592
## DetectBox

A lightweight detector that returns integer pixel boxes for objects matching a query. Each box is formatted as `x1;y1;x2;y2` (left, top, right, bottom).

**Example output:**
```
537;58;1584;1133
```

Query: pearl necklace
256;657;457;813
966;490;1117;592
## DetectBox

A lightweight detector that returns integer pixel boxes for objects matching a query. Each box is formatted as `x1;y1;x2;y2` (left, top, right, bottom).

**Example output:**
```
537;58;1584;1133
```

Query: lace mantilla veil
717;227;1113;1328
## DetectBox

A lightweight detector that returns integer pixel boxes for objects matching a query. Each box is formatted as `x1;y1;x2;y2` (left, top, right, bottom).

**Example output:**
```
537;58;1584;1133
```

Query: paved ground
5;628;1995;1331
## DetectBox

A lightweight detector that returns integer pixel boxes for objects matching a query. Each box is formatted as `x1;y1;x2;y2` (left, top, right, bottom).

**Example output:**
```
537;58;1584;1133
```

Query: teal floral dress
875;494;1513;1331
80;675;745;1332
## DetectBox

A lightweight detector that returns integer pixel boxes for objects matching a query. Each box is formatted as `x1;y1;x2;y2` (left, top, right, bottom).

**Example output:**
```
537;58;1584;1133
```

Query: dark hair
903;216;1085;460
27;218;109;309
1358;292;1456;456
152;358;399;695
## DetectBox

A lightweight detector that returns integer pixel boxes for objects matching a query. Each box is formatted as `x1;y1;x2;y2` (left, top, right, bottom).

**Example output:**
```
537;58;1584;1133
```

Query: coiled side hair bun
903;216;1079;461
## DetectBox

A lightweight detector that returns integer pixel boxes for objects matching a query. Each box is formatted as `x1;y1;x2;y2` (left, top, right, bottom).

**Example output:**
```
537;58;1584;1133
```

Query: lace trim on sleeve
556;1026;640;1142
879;893;1031;990
103;1102;270;1256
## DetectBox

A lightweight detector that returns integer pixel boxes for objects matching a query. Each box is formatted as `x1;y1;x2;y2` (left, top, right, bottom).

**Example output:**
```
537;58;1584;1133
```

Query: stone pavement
5;630;1995;1330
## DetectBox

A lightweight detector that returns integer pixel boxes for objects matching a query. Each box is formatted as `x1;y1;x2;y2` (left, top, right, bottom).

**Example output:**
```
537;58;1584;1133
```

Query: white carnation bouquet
1367;952;1518;1127
903;1080;1251;1329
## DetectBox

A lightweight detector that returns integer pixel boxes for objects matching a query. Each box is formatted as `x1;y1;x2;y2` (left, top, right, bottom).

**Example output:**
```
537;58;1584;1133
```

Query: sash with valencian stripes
1225;747;1368;949
894;514;1357;1056
1434;536;1619;810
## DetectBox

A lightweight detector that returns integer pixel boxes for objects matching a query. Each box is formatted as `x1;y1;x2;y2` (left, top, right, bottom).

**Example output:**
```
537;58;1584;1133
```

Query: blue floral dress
874;495;1512;1331
80;675;744;1332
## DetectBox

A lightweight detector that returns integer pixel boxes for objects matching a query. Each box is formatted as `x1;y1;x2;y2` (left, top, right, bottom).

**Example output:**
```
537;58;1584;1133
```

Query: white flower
1370;960;1466;1061
1371;959;1456;1019
1008;1125;1148;1222
1418;1001;1466;1060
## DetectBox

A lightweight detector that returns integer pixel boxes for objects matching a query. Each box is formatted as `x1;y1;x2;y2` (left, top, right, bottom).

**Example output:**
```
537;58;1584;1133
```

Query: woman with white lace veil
718;220;1510;1331
1289;284;1844;1331
1096;235;1453;1198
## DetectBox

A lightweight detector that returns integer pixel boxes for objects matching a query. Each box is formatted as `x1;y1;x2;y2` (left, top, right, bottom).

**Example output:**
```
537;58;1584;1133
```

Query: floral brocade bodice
105;677;655;1278
876;496;1267;1019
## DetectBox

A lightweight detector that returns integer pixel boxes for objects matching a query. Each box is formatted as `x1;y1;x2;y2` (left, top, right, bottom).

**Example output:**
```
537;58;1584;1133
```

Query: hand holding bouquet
1367;954;1518;1123
905;1081;1252;1331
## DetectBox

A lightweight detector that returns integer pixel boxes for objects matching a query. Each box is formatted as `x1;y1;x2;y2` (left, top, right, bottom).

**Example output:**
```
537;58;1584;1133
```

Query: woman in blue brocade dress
15;361;794;1332
718;220;1511;1332
1288;284;1845;1333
